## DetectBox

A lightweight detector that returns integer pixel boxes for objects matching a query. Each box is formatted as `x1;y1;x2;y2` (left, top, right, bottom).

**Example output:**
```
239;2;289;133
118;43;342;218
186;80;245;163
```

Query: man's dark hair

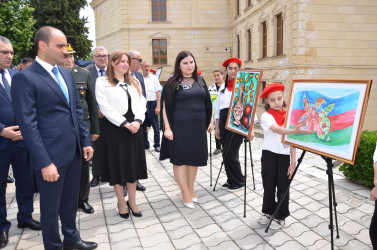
34;26;55;51
22;57;34;64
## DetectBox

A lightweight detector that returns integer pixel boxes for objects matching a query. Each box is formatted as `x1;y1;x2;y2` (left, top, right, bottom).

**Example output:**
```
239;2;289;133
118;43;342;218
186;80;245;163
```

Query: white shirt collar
35;56;56;73
95;65;106;73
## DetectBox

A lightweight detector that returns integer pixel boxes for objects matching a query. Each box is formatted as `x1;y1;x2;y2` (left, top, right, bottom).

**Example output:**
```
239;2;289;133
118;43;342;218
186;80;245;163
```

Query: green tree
30;0;92;60
0;0;35;64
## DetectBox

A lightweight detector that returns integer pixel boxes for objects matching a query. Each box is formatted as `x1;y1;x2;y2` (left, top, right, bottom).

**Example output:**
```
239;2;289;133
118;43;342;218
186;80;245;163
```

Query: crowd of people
0;25;376;250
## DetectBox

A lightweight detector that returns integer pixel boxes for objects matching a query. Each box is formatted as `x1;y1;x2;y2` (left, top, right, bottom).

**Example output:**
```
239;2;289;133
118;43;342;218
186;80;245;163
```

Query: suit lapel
32;62;70;107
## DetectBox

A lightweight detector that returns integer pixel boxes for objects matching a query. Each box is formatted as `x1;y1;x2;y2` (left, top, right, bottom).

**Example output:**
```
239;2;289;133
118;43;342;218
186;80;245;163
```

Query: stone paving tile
6;134;375;249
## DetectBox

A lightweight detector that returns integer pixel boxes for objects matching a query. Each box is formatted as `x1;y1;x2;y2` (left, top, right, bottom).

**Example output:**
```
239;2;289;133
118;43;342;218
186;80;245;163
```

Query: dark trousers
261;150;291;220
78;156;90;205
35;152;81;250
371;200;377;249
91;119;103;178
219;109;244;187
215;137;221;150
144;101;160;148
0;142;34;231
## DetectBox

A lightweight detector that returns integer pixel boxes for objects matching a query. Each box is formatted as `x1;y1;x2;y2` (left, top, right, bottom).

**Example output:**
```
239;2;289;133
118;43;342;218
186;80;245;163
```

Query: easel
265;150;340;249
213;134;256;217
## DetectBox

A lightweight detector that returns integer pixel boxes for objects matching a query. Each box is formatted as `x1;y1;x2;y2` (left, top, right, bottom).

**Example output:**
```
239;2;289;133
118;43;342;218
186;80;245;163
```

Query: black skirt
98;111;148;186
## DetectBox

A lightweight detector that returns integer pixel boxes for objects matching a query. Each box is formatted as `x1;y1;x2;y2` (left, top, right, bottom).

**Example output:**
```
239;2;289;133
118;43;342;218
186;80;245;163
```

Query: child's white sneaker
270;219;285;230
258;214;271;225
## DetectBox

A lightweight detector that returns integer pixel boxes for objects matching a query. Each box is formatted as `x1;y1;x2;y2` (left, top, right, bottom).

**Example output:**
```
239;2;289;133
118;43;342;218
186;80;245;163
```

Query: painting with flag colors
282;80;372;165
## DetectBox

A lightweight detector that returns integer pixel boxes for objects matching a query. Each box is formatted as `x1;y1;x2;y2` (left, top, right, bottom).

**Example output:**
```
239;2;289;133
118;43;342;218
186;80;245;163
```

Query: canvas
225;69;263;137
282;79;372;165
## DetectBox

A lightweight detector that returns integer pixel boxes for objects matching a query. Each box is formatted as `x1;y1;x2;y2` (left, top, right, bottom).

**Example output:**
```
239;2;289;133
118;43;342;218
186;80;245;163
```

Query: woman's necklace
179;77;194;90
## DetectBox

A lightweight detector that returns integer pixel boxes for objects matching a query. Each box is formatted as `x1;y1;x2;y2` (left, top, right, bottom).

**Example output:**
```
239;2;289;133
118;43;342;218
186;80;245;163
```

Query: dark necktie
99;69;104;76
0;69;11;100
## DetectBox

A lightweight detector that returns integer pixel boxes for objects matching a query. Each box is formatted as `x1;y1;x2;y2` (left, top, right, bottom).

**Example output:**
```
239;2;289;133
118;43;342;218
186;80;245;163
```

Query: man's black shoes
17;219;41;230
0;230;9;249
136;181;146;192
78;202;94;214
63;240;98;250
90;176;100;187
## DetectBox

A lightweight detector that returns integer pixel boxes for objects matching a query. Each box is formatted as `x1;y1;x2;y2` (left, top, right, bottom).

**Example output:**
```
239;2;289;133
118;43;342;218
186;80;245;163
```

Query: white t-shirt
143;73;161;101
374;142;377;164
261;112;290;155
214;84;233;119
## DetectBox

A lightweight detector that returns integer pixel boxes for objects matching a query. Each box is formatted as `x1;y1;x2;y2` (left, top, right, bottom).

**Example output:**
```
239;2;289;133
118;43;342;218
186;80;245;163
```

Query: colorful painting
282;80;372;165
225;69;263;137
210;94;218;118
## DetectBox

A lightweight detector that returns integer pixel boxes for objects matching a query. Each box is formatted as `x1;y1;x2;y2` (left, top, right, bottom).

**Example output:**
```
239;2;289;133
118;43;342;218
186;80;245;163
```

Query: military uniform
71;65;100;207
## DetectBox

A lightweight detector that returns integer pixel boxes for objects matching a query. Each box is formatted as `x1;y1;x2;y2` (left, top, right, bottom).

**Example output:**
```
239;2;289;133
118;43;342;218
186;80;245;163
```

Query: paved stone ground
5;129;375;249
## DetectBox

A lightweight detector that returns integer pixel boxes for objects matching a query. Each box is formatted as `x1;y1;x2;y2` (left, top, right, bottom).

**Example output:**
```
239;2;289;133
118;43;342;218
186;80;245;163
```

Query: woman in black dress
160;51;213;209
95;51;147;218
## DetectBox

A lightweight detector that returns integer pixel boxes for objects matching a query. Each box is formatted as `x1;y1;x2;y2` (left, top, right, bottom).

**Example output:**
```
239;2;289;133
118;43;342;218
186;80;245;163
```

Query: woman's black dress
98;92;147;186
161;82;208;166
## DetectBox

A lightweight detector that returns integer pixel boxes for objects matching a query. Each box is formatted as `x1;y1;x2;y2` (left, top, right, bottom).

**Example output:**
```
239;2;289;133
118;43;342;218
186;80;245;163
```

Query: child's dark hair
264;100;287;111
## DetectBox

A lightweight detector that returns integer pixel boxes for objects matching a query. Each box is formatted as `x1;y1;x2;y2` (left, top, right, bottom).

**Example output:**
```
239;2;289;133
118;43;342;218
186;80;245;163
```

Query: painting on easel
282;79;372;165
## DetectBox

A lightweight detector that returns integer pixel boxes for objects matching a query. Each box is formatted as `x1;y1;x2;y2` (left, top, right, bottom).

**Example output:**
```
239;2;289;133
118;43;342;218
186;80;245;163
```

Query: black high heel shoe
117;202;129;219
127;201;142;217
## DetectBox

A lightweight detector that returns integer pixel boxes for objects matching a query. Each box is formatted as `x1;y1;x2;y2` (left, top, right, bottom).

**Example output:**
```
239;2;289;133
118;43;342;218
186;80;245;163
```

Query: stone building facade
90;0;376;130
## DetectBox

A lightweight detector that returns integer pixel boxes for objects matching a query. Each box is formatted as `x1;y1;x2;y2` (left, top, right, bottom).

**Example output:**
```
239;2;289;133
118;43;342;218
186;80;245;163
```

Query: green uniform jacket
71;65;100;135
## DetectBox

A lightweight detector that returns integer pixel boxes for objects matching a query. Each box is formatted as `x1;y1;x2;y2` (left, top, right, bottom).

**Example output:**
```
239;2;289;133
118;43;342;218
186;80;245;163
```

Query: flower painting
283;80;372;165
225;69;263;137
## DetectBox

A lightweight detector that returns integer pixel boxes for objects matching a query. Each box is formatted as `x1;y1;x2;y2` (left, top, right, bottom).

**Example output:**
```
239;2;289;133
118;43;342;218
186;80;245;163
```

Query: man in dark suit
0;36;41;249
86;46;108;188
128;49;148;193
11;26;97;250
61;42;99;214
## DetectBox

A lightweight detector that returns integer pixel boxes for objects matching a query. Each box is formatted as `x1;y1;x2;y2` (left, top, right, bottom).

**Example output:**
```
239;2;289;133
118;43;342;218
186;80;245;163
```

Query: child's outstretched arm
269;124;312;136
287;147;296;179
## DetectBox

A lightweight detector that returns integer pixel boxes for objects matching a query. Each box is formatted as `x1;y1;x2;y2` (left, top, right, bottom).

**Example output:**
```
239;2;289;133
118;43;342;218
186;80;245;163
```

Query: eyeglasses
132;58;142;63
94;55;108;59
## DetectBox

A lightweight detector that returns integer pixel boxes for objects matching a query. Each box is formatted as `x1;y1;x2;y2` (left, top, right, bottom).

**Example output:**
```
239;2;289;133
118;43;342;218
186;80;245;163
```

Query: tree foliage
29;0;92;60
0;0;35;64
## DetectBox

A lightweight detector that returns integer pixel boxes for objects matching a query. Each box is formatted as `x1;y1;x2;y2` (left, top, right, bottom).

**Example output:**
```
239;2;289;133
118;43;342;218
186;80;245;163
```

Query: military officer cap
66;36;76;54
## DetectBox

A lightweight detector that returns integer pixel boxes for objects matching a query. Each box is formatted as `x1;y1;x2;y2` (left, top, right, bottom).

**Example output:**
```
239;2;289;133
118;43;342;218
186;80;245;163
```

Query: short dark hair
22;57;34;64
34;26;57;51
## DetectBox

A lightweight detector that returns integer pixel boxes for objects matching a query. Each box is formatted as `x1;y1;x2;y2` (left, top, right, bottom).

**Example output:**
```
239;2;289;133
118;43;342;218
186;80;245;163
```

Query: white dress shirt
95;76;147;126
0;68;12;88
35;57;69;95
143;73;161;101
95;65;107;77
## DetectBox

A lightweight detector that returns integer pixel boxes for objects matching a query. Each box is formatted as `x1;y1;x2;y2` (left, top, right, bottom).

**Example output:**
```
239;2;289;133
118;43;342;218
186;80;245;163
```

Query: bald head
34;26;67;66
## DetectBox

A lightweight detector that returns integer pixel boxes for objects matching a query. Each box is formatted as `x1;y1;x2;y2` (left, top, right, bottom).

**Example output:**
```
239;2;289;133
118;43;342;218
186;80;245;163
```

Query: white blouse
95;76;147;127
261;112;290;155
214;84;233;119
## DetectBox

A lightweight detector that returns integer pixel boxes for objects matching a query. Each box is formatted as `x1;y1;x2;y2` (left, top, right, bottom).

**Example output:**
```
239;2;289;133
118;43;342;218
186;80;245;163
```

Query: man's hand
41;163;60;182
0;125;23;141
371;187;377;201
155;106;160;115
98;109;103;118
83;146;94;161
91;134;100;142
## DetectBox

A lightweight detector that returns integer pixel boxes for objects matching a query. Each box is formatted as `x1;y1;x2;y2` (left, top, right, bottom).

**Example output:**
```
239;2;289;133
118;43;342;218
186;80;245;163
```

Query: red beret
197;70;202;75
150;69;156;74
222;57;242;68
260;83;285;98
